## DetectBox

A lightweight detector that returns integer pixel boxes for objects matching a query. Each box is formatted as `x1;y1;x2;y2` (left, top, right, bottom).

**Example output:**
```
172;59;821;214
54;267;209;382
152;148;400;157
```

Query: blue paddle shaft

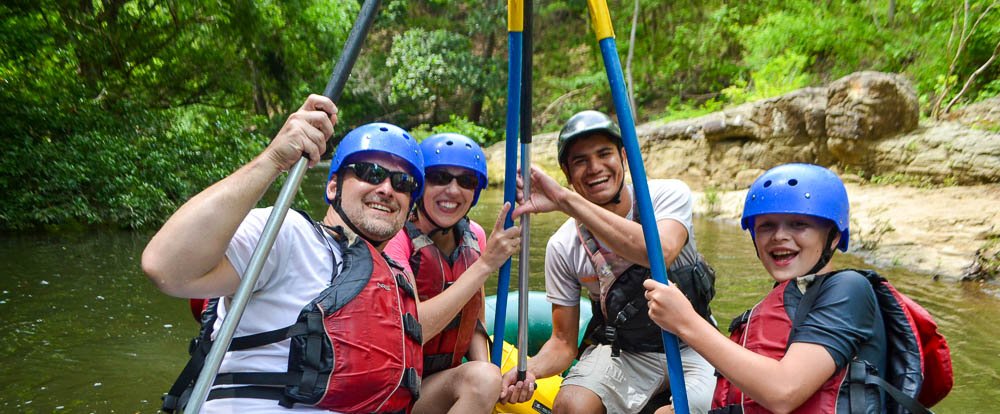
598;37;690;414
492;30;523;366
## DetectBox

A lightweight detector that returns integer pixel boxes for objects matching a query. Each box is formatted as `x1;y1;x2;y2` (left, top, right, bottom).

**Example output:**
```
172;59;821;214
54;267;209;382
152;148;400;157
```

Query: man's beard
342;193;406;240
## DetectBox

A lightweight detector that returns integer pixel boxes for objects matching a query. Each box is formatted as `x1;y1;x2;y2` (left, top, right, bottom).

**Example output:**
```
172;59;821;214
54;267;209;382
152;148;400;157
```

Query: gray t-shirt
545;179;700;306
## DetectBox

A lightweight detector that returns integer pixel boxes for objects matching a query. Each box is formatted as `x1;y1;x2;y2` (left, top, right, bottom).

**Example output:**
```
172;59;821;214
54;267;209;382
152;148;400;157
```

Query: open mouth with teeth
435;200;461;214
366;201;395;214
769;249;799;266
586;176;611;189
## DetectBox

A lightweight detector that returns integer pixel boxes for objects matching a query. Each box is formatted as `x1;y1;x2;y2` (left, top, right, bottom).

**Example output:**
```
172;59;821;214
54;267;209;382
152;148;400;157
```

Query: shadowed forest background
2;0;998;230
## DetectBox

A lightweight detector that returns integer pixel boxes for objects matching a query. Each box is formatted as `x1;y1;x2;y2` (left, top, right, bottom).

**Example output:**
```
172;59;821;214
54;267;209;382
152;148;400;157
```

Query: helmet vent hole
788;179;798;186
763;180;772;188
465;143;472;149
446;140;454;146
403;133;412;140
379;127;389;132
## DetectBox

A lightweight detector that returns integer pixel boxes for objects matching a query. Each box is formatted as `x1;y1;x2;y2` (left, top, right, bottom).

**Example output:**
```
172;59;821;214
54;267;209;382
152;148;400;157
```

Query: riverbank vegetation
2;0;997;230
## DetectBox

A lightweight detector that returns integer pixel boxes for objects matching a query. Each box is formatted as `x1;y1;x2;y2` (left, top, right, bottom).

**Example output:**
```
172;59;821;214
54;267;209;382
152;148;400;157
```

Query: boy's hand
643;279;697;336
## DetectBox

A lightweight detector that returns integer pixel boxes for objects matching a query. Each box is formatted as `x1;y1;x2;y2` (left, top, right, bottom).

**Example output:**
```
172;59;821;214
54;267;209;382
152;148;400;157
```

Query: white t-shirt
203;207;342;414
544;180;700;307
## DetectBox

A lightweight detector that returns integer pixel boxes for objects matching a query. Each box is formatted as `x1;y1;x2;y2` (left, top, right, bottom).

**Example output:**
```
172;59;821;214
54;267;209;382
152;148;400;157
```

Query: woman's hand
480;202;521;271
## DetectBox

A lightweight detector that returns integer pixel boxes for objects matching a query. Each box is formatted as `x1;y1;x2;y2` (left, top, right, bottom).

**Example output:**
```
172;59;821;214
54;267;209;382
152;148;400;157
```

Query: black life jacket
577;216;716;357
162;212;422;413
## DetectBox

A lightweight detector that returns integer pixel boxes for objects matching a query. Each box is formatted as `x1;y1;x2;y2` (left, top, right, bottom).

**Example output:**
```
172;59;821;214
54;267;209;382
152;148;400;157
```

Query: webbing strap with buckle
403;312;422;344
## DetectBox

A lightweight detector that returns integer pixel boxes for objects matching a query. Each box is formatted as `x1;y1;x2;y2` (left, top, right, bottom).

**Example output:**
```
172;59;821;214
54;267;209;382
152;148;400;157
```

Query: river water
1;170;997;412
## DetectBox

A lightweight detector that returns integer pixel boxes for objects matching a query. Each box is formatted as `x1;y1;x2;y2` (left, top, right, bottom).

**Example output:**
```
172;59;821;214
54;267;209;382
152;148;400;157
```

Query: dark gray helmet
557;110;623;165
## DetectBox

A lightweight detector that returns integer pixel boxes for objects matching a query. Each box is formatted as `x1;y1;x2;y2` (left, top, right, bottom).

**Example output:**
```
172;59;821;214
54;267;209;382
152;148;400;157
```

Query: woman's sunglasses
344;162;419;194
426;169;479;190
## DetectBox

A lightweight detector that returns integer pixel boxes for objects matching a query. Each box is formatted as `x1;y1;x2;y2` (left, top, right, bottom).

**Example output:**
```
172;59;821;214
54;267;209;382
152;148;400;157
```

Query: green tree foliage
0;0;354;230
1;0;997;230
387;28;483;123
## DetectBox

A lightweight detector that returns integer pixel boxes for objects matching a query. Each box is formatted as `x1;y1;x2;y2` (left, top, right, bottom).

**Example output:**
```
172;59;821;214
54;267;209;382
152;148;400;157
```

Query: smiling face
561;134;626;207
752;213;840;282
325;153;414;242
420;166;475;229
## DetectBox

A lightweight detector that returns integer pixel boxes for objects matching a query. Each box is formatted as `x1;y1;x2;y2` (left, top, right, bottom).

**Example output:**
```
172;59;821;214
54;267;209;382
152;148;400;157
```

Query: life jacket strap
207;385;285;401
403;366;422;400
403;312;423;344
214;372;299;386
707;404;744;414
396;273;416;298
848;360;934;414
423;353;454;376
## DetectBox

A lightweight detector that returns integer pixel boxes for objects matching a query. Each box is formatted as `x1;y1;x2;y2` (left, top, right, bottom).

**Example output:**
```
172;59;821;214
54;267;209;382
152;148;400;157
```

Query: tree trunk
468;28;497;124
626;0;639;118
888;0;896;27
249;58;268;117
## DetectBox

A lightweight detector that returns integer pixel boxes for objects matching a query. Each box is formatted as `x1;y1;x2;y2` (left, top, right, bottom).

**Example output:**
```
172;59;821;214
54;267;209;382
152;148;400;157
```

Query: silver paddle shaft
517;143;531;378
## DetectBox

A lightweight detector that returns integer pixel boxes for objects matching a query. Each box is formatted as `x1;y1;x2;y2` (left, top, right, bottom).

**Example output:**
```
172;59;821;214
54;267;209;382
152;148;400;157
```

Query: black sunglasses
426;169;479;190
344;162;419;194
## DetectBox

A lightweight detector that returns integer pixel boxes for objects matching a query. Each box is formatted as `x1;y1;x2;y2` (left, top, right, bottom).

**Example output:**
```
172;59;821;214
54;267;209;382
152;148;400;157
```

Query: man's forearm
142;156;280;290
525;339;577;379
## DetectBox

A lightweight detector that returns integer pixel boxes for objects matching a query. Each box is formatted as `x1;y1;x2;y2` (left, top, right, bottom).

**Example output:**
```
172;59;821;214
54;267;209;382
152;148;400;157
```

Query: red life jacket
405;219;484;376
163;216;423;414
710;278;848;414
712;269;953;414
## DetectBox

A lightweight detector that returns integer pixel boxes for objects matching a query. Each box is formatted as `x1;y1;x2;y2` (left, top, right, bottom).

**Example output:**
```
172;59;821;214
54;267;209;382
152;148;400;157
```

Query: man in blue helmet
384;133;522;413
501;110;717;414
144;95;426;413
644;163;889;413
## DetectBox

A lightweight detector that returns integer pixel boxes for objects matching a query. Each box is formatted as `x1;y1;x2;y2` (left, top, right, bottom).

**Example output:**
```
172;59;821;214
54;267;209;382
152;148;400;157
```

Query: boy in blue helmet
643;163;888;413
383;133;522;413
144;95;428;413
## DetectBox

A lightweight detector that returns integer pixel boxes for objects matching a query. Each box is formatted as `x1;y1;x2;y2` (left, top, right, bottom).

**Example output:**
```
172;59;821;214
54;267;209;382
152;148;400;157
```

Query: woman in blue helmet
384;133;522;413
643;163;888;413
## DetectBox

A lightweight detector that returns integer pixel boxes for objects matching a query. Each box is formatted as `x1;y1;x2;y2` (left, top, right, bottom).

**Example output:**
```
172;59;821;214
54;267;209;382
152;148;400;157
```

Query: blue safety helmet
420;133;489;206
325;122;425;204
741;163;850;251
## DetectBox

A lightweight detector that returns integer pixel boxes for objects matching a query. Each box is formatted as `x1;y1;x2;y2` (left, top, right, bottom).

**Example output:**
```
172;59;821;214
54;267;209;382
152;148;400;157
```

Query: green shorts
562;344;715;414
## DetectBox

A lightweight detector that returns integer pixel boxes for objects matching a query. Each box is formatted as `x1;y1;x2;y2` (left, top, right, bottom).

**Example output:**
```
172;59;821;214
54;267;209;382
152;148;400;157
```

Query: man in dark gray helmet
499;110;717;414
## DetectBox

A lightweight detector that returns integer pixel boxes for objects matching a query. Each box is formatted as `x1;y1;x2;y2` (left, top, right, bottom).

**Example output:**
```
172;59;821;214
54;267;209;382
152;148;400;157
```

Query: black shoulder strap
790;275;827;337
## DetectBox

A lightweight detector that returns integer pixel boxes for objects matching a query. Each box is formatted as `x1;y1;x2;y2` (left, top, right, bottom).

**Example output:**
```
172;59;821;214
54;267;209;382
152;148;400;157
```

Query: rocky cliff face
633;71;999;189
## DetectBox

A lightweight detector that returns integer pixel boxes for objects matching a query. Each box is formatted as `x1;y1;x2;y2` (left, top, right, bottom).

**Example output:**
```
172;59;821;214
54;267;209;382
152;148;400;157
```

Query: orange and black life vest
405;219;483;376
163;214;422;414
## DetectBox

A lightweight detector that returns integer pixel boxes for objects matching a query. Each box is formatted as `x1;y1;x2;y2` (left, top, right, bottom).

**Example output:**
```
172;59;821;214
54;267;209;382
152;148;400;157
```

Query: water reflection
0;172;994;412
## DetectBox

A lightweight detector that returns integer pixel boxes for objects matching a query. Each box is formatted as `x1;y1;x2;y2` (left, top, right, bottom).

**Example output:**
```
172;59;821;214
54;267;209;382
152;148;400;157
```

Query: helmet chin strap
805;228;840;276
599;159;627;206
417;199;452;237
331;175;393;246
